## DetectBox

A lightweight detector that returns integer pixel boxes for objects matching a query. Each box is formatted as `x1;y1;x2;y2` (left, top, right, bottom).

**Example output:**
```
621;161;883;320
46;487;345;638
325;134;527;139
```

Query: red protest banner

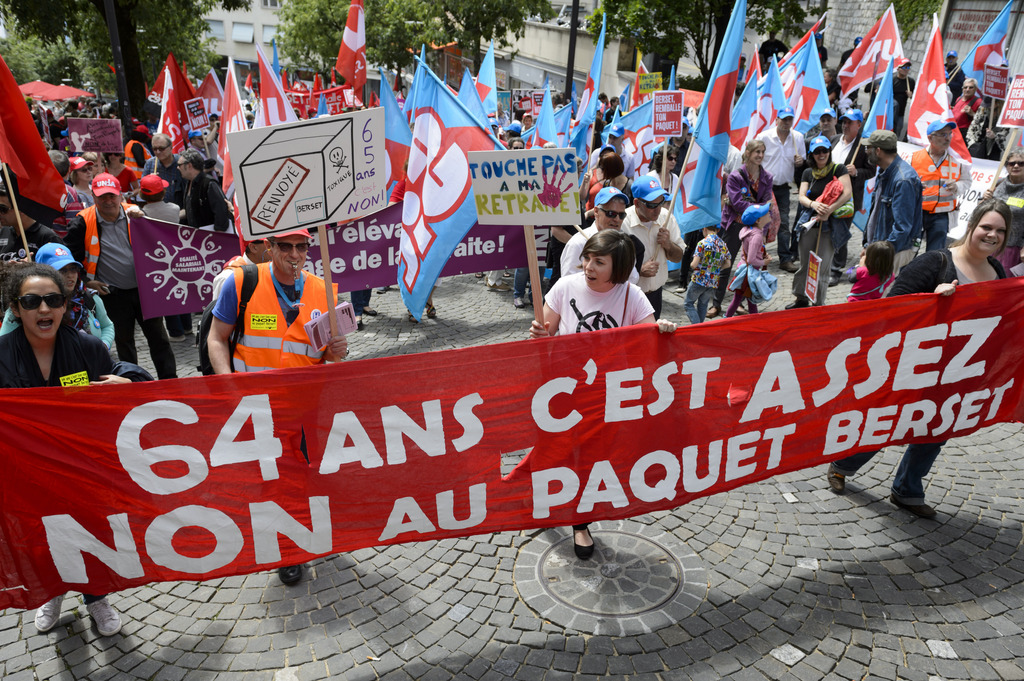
1;280;1021;610
982;64;1009;100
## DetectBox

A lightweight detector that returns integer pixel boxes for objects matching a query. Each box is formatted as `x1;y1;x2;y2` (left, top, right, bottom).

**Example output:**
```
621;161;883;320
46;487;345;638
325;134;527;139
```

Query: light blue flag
316;94;327;117
457;67;490;128
862;58;895;138
531;86;558;148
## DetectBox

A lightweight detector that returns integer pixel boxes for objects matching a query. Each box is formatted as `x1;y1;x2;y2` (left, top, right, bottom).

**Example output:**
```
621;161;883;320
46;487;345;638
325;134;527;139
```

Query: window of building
231;22;255;43
205;19;225;41
262;0;281;8
262;25;277;44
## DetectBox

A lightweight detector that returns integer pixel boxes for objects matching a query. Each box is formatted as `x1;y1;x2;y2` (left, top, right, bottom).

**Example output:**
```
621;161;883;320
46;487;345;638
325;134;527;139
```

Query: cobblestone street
4;241;1023;681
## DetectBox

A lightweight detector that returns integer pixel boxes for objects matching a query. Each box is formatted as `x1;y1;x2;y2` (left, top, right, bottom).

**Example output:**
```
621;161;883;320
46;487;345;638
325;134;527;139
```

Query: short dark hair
180;148;204;172
49;150;70;177
580;230;635;284
1;262;67;319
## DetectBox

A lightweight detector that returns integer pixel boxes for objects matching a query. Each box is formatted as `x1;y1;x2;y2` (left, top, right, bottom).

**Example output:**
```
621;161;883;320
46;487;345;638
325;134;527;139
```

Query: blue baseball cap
820;108;836;120
839;109;864;123
741;203;771;225
809;136;832;152
188;130;203;139
632;177;670;203
488;117;498;128
946;50;958;58
926;119;956;135
854;37;862;46
594;186;628;208
777;106;795;119
507;121;522;134
35;243;81;271
607;123;625;138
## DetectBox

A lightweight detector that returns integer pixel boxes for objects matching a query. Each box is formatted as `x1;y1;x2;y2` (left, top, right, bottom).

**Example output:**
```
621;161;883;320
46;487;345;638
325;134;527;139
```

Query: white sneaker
86;598;122;636
33;595;64;632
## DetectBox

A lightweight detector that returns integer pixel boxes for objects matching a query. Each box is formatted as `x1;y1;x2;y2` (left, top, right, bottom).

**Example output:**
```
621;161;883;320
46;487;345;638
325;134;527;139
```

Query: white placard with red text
996;73;1024;127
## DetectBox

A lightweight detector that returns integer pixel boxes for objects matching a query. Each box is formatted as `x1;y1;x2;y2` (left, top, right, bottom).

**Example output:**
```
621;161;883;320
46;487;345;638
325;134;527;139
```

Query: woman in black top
826;199;1011;518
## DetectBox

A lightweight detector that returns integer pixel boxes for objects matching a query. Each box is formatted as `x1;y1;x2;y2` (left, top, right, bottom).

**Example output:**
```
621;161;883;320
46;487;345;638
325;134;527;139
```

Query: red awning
18;80;96;101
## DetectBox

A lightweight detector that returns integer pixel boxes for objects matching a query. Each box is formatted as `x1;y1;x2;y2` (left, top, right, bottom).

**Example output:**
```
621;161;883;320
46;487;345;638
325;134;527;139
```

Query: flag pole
523;225;545;326
665;132;695;218
989;128;1021;193
0;163;35;260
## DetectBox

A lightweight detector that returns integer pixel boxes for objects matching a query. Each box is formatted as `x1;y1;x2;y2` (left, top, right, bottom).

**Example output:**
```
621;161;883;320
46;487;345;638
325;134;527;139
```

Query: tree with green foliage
0;32;82;85
0;0;248;112
277;0;438;79
592;0;806;80
436;0;555;72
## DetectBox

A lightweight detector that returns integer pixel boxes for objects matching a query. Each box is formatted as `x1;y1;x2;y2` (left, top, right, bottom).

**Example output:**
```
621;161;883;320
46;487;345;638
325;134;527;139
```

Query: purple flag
130;216;239;319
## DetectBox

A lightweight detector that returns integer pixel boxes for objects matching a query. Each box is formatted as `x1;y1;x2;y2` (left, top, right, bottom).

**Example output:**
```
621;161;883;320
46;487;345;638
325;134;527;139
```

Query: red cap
134;124;150;136
91;173;121;197
69;157;94;171
139;174;169;196
273;228;313;239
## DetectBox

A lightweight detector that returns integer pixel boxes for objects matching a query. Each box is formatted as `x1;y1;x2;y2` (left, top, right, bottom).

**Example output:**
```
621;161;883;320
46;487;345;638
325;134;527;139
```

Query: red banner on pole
1;280;1022;610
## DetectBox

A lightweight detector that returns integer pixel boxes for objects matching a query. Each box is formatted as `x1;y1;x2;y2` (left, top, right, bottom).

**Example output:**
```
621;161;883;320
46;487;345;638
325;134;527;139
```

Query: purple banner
304;202;533;290
131;216;240;319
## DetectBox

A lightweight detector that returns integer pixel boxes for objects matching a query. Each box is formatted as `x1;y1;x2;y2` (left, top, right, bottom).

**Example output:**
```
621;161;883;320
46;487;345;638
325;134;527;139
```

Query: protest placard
982;64;1009;99
66;118;123;153
638;72;663;95
468;148;580;226
805;250;822;301
652;91;686;137
227;108;385;241
184;97;210;131
996;73;1024;127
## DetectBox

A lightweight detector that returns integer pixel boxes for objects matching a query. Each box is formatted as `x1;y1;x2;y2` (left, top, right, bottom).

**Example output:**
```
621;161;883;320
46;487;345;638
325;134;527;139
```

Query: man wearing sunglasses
622;178;685;318
206;228;346;585
142;133;184;206
910;120;972;252
66;173;179;380
560;187;643;284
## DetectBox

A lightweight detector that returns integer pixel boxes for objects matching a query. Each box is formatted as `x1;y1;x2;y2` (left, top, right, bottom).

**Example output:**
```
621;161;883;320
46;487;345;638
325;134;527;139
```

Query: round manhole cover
514;519;707;636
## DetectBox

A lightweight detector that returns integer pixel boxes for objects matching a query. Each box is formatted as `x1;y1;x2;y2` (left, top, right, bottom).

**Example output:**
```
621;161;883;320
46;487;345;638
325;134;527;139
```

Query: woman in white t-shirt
530;230;676;559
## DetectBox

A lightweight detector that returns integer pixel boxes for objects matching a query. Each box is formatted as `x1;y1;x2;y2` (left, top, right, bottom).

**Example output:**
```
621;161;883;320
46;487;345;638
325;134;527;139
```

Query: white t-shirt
546;272;654;336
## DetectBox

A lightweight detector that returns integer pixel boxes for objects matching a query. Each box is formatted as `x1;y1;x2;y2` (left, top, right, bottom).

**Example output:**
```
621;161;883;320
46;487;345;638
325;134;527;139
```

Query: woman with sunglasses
984;148;1024;272
531;230;675;560
786;135;853;308
0;262;130;637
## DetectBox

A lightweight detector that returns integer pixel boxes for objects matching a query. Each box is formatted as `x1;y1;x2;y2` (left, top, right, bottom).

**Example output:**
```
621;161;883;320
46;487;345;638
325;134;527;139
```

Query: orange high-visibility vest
911;149;962;214
80;203;133;278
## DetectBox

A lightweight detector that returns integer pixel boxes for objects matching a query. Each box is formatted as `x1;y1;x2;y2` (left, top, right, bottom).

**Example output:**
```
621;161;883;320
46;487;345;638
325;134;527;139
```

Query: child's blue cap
741;203;771;225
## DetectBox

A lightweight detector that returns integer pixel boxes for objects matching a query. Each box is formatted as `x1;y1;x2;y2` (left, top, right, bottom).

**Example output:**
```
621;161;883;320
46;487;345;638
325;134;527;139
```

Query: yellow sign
59;371;90;387
250;314;279;330
638;73;663;95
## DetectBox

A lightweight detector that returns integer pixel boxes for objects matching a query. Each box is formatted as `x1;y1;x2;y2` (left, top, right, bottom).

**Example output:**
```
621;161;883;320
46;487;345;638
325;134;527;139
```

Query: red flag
313;73;323;91
906;17;972;164
197;69;224;118
254;42;298;127
244;71;253;92
156;67;186;153
335;0;366;95
837;5;905;96
0;54;66;224
219;59;248;203
330;69;337;87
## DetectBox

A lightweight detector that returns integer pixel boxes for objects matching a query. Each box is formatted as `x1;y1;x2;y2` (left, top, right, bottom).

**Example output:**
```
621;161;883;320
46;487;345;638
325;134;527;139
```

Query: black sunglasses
601;208;627;220
1007;161;1024;168
152;145;170;152
269;240;310;254
640;199;665;209
18;293;66;310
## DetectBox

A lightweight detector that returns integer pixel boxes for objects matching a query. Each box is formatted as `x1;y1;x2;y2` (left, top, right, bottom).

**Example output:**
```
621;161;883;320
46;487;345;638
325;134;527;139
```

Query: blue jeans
773;184;796;264
684;281;714;324
350;289;371;316
831;441;946;504
513;267;530;298
922;211;950;252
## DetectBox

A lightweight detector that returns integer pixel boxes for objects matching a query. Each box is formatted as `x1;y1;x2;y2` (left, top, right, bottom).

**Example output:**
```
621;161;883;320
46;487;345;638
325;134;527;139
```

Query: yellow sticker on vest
250;313;278;330
1007;197;1024;208
60;371;90;387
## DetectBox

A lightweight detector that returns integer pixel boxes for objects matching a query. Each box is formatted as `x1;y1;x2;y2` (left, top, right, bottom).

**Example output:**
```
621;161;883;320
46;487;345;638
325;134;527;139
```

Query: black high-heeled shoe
573;529;595;560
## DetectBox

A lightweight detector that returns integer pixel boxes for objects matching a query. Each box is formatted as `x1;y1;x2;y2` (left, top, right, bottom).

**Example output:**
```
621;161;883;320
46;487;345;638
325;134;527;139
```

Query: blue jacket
869;155;923;253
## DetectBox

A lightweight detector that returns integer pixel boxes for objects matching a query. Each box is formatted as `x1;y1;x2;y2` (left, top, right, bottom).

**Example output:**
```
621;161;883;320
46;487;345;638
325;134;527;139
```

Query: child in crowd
725;203;772;317
847;241;895;302
683;224;730;324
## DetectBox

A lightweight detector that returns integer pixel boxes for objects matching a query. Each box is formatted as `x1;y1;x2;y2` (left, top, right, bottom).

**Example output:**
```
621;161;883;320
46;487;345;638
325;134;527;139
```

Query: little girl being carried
847;241;895;302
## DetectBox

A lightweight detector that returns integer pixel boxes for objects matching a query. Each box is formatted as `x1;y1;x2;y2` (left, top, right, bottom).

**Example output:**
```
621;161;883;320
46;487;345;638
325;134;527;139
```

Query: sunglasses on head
640;199;665;209
601;208;627;220
269;240;310;254
18;293;66;310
